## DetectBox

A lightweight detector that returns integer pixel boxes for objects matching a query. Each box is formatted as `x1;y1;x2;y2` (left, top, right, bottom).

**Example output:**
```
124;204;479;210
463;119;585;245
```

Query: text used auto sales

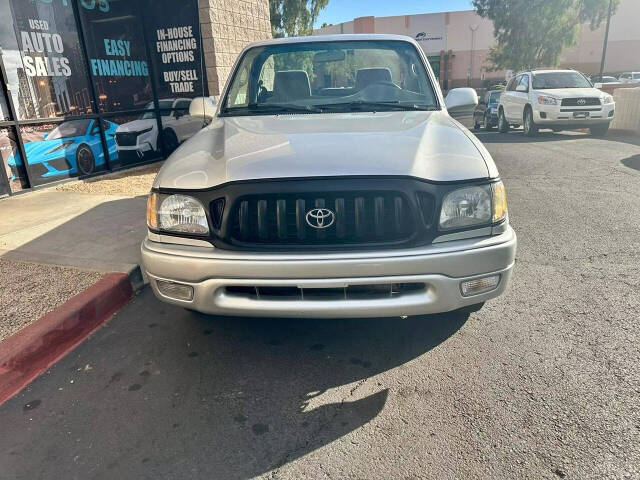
20;19;71;77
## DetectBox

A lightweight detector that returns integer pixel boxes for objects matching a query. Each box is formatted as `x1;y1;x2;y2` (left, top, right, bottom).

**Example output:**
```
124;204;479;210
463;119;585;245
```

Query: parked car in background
142;34;516;319
498;69;615;137
115;98;203;163
590;75;618;84
7;119;117;182
474;90;502;130
618;72;640;83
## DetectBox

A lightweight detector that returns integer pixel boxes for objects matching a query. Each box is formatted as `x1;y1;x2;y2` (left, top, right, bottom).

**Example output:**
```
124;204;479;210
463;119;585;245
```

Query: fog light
460;275;500;297
539;112;547;119
156;280;194;301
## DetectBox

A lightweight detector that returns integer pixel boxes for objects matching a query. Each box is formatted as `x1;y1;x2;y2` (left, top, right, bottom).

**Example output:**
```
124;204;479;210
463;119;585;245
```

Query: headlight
601;94;614;104
46;140;74;154
537;95;558;105
146;192;209;235
439;181;508;230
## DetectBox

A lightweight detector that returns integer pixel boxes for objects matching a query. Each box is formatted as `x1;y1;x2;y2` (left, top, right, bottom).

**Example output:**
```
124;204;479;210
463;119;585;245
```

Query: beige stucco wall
198;0;272;96
314;0;640;86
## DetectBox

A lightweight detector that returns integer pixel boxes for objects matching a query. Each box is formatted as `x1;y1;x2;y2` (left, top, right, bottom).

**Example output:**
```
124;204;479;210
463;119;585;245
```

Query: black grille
115;132;138;146
561;97;601;106
230;192;418;246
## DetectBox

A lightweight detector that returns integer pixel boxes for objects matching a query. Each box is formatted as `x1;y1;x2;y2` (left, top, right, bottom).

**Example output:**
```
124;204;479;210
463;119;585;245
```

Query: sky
315;0;475;28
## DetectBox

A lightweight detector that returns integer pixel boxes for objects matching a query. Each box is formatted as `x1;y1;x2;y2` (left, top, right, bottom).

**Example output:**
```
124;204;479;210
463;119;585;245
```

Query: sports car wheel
76;145;95;175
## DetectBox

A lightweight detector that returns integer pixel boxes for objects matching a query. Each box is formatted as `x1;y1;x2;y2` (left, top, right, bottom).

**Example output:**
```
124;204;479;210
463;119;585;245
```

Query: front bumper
141;226;517;318
534;102;614;126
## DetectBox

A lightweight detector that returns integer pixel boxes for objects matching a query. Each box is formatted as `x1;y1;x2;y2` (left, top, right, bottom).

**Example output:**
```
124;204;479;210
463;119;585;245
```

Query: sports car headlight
439;181;507;230
46;140;74;154
601;94;614;104
147;192;209;235
537;95;558;105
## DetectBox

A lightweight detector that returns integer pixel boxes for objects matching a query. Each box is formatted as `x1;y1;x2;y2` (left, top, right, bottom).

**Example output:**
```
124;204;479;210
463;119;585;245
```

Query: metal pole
599;0;613;79
469;25;478;87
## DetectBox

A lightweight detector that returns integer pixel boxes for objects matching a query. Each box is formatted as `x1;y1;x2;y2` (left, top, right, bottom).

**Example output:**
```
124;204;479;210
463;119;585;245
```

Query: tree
269;0;329;38
473;0;620;71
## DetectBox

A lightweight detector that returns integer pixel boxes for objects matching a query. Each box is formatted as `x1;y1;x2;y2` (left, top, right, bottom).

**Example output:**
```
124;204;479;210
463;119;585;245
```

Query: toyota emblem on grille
577;98;586;105
306;208;335;229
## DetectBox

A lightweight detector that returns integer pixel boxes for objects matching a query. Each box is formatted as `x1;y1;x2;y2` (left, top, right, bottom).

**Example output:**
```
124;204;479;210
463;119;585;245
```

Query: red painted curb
0;272;134;406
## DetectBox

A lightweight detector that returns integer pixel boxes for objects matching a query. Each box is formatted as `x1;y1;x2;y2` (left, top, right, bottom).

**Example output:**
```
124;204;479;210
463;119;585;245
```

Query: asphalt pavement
1;130;639;479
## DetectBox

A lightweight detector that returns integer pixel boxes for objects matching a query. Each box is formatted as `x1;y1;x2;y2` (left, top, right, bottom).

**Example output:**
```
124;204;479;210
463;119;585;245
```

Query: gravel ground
0;259;103;341
1;131;639;479
55;163;161;196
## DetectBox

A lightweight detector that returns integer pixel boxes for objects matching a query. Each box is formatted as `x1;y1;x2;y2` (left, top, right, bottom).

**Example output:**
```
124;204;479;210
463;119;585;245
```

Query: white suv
498;69;615;137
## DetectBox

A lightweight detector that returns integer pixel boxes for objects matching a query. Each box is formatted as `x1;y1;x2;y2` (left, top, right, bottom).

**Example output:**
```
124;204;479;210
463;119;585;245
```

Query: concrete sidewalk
0;189;147;275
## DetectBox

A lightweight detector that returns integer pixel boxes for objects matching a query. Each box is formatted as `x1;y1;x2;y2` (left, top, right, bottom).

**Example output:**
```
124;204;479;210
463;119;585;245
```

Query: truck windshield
221;40;439;115
532;72;592;89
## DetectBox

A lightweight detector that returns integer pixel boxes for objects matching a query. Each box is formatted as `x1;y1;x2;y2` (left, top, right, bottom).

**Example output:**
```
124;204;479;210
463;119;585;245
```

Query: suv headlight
439;181;507;231
537;95;558;105
601;94;614;104
147;192;209;235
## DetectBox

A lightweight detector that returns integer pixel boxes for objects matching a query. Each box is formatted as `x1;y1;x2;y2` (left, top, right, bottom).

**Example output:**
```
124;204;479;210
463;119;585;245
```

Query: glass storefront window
108;111;163;168
158;103;205;154
19;119;107;186
0;0;94;120
0;127;28;193
144;0;205;99
78;1;153;112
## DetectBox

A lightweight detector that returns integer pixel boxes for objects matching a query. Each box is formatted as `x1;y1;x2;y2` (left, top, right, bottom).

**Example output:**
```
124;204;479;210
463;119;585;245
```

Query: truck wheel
498;109;509;133
76;145;95;175
589;124;609;137
523;108;538;137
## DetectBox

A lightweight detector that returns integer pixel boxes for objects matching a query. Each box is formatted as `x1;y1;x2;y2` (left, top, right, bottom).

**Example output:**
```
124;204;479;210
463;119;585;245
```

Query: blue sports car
8;119;118;183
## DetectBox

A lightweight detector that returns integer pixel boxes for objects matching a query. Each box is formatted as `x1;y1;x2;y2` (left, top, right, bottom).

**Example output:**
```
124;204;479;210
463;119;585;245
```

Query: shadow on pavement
474;129;640;146
0;288;469;479
0;193;147;272
621;153;640;171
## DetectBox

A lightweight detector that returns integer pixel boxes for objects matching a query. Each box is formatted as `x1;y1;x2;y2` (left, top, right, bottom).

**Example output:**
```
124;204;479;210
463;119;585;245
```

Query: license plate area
573;111;589;118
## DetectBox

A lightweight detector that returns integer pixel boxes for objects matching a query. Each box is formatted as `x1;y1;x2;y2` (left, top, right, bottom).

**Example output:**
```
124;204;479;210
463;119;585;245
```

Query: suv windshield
222;40;438;115
532;72;592;89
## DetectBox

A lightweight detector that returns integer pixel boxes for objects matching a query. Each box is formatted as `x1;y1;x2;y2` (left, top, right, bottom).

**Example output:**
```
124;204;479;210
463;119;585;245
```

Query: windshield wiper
224;103;323;114
317;100;438;112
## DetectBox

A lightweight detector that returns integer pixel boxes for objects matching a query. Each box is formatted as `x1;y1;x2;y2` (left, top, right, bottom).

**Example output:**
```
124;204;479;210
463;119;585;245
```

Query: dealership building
314;0;640;90
0;0;271;196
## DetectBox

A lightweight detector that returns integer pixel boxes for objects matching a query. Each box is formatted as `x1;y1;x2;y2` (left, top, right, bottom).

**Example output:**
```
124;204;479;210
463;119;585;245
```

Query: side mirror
445;88;479;127
516;85;527;93
445;88;478;112
189;96;217;122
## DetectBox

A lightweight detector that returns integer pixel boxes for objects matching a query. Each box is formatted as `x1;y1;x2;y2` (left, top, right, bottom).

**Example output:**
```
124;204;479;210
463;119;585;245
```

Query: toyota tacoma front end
141;34;517;318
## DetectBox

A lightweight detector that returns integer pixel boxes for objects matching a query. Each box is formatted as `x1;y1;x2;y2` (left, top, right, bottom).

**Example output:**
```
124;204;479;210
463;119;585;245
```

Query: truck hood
154;111;496;190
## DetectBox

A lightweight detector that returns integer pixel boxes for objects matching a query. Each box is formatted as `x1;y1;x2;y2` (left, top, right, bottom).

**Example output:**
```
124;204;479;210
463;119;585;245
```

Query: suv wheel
523;108;538;137
484;113;493;131
589;124;609;137
498;109;509;133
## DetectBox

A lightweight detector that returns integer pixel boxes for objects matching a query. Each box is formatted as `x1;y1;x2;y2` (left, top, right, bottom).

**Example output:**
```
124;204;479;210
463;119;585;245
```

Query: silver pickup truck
142;34;517;318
